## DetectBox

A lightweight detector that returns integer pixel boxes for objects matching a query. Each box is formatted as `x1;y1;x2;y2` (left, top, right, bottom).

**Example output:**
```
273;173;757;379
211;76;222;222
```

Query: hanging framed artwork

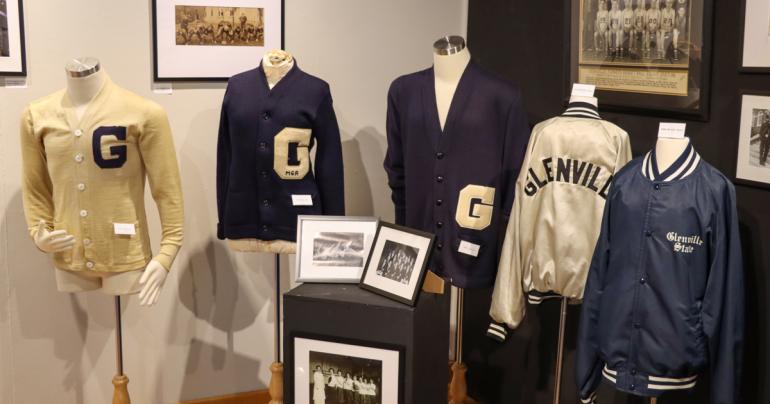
0;0;26;76
735;93;770;190
152;0;284;81
740;0;770;72
567;0;714;120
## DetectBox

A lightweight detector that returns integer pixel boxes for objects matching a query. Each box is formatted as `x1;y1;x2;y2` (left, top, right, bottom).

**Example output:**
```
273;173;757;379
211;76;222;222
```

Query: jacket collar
561;101;600;119
641;139;701;182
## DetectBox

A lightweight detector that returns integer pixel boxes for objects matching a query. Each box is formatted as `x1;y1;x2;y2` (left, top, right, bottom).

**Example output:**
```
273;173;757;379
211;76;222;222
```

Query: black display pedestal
283;283;450;404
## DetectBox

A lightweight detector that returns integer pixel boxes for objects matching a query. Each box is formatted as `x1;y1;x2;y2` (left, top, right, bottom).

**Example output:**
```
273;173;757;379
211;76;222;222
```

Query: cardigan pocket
109;221;145;266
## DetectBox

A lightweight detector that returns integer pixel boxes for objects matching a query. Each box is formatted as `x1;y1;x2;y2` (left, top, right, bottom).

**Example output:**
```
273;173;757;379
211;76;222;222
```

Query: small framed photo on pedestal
359;222;434;306
295;216;378;284
736;93;770;189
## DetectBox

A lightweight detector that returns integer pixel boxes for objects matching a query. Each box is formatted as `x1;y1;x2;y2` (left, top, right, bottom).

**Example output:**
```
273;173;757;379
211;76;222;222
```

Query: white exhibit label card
458;240;481;257
3;77;27;88
292;195;313;206
152;82;173;95
571;83;596;97
114;223;137;236
658;122;687;139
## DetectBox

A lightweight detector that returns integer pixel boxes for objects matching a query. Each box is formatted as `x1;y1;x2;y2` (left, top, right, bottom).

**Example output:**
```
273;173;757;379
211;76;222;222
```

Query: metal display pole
553;297;569;404
112;296;130;404
268;254;284;404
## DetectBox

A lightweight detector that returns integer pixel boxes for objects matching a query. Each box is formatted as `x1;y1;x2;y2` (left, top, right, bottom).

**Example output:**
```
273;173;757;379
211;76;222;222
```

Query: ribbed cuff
580;391;597;404
486;321;508;342
217;223;225;240
154;243;180;271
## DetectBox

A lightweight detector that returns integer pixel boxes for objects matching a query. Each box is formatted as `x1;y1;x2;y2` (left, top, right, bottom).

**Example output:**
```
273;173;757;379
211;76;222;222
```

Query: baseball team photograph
309;351;382;404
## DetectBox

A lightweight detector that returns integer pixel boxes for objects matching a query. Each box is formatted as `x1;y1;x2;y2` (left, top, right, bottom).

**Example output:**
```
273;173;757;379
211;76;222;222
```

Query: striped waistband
602;364;698;391
527;290;564;304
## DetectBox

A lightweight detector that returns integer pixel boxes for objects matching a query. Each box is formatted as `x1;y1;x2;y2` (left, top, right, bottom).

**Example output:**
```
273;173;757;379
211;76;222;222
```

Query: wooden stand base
422;271;445;294
448;362;477;404
268;362;284;404
112;374;130;404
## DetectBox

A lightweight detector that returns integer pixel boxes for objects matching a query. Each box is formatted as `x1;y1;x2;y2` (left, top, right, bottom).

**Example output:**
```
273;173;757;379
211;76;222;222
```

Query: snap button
654;184;661;190
639;277;646;285
630;384;636;391
631;369;637;375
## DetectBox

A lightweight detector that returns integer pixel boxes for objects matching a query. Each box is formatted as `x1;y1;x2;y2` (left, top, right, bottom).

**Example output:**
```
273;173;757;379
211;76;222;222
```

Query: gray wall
0;0;467;402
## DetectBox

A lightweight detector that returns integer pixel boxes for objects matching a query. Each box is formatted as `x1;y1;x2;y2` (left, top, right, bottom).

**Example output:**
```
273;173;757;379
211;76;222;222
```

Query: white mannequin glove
138;260;167;306
34;220;76;253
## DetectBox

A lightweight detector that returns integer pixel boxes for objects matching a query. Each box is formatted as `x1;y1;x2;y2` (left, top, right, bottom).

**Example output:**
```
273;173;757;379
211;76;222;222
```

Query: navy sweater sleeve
216;85;231;240
703;182;744;404
383;82;406;226
501;91;530;217
313;92;345;215
576;192;612;404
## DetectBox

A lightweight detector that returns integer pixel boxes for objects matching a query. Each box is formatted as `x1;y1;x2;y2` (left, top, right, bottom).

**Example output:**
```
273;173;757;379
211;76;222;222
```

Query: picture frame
295;216;379;284
151;0;284;81
0;0;26;76
567;0;714;120
735;92;770;190
739;0;770;72
359;222;434;307
292;333;404;404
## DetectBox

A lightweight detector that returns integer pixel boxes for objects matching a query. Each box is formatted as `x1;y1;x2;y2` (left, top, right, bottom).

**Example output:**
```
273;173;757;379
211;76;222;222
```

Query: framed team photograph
295;216;379;284
0;0;26;76
292;334;403;404
152;0;283;81
735;93;770;189
739;0;770;72
359;222;434;306
568;0;714;119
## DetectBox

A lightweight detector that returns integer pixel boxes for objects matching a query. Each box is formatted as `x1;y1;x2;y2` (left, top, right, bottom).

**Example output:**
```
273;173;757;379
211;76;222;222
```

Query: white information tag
292;194;313;206
152;82;173;95
458;240;481;257
658;122;687;139
3;77;28;88
571;83;596;98
114;223;136;236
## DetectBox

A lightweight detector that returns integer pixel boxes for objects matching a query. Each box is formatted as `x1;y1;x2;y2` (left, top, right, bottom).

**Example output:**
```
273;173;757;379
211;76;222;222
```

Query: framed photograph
735;93;770;189
740;0;770;72
359;222;434;306
0;0;26;76
296;216;379;284
293;334;403;404
568;0;714;119
152;0;283;81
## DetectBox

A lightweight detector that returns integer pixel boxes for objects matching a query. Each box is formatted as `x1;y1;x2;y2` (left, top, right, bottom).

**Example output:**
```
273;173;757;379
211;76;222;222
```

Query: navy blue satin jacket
216;63;344;241
576;143;744;404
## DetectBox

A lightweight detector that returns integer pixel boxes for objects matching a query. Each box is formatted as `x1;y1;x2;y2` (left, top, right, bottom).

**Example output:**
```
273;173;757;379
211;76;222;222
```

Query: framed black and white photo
293;334;403;404
152;0;283;81
0;0;26;76
740;0;770;72
568;0;714;119
736;93;770;189
296;216;379;284
359;222;434;306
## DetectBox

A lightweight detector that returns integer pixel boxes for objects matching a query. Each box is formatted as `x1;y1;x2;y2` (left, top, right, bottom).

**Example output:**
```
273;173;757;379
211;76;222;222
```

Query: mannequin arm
138;260;167;306
33;220;76;253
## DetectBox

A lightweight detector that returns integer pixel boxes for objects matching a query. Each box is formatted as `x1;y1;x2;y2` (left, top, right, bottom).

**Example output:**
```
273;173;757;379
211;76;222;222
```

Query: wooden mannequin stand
448;288;477;404
268;254;284;404
112;296;130;404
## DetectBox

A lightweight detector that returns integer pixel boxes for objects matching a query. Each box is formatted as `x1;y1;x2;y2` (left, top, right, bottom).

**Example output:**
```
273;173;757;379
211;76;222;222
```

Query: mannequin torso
66;68;106;121
226;49;298;254
655;137;690;172
434;47;470;130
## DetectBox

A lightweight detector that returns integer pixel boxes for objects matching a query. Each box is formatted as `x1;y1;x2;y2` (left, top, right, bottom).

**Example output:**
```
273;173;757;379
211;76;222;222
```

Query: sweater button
260;171;268;177
436;199;443;206
436;221;444;228
262;199;270;207
436;152;445;160
436;243;444;250
645;231;652;237
262;112;271;120
262;225;269;232
631;368;637;375
436;175;444;183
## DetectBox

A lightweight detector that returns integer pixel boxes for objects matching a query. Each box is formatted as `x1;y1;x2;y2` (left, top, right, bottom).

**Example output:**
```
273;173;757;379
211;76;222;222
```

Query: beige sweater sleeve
19;107;55;239
140;104;184;271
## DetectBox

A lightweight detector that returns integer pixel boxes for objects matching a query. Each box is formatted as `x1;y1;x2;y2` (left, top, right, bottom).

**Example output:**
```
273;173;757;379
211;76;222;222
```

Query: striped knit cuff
580;391;597;404
486;322;508;342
